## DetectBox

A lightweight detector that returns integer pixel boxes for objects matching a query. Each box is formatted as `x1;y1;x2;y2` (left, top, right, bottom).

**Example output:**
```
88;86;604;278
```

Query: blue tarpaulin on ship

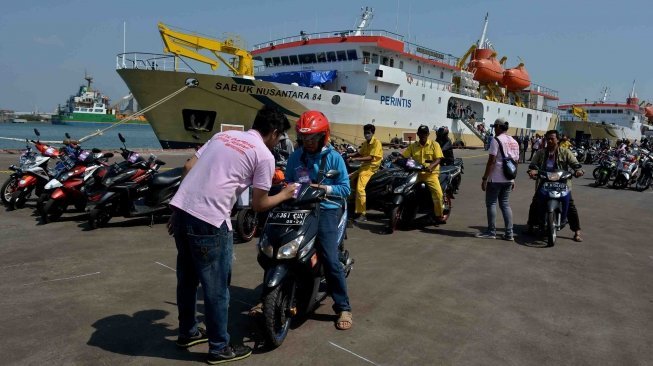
258;70;337;87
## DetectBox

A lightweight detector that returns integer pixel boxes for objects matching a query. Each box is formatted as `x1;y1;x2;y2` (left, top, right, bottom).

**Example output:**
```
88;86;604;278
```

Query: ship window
94;109;103;113
182;109;217;132
316;52;327;63
399;61;404;69
327;51;337;62
613;109;618;114
289;55;299;65
347;49;358;60
280;56;290;65
486;106;489;112
374;85;378;93
264;58;273;67
299;53;317;64
400;90;403;97
626;110;631;115
371;53;379;64
618;109;623;114
498;108;501;114
382;57;389;66
389;58;394;67
272;57;281;66
422;94;425;101
337;50;347;61
438;97;441;104
440;71;444;79
253;56;262;61
362;51;371;64
508;110;511;115
417;65;422;74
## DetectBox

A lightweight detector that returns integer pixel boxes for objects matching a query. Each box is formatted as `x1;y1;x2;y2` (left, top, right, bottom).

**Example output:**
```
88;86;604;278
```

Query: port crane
158;22;254;77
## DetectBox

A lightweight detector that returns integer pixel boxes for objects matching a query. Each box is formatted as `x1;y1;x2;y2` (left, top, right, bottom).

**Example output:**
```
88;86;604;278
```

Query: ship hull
118;69;558;149
558;120;641;141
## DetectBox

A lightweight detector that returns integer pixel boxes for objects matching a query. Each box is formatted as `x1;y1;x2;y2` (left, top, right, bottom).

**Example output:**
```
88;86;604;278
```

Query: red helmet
296;110;330;145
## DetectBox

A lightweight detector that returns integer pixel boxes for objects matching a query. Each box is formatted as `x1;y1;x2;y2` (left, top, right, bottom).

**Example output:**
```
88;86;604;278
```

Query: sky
0;0;651;112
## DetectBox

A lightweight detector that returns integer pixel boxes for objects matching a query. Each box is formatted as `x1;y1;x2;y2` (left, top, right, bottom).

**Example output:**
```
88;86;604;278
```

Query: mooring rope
78;84;189;143
0;85;189;146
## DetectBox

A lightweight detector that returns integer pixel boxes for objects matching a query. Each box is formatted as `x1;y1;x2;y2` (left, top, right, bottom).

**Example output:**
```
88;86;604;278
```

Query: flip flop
336;311;352;330
573;233;583;242
248;303;263;317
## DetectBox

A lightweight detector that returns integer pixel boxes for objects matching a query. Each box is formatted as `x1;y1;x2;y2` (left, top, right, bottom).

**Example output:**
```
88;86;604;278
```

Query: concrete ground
0;148;652;366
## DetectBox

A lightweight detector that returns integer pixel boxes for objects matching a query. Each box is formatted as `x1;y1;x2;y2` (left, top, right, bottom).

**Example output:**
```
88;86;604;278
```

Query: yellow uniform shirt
358;136;383;172
402;139;444;174
559;140;572;150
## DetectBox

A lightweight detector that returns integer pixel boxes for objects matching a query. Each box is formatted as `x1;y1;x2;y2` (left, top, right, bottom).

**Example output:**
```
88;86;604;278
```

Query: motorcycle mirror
103;152;114;158
155;159;166;166
324;169;340;179
118;133;126;143
34;128;40;137
92;148;101;153
65;132;71;139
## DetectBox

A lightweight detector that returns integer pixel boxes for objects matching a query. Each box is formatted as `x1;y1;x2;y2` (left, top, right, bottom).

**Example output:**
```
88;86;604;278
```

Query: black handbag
495;137;518;180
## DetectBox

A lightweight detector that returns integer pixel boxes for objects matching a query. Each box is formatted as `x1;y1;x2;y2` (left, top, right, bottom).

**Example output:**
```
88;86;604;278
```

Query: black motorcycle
361;157;461;233
635;151;652;191
593;157;616;187
256;171;353;348
530;168;575;247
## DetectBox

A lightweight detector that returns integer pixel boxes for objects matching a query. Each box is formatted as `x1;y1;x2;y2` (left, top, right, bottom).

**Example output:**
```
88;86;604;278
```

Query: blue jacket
285;144;350;210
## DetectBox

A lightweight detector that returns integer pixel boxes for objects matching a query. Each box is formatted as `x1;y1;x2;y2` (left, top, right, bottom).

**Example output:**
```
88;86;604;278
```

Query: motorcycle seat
151;167;183;186
440;165;459;175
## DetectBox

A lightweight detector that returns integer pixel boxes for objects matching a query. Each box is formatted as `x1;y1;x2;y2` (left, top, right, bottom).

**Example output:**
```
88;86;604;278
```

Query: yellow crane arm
456;44;477;69
158;22;253;76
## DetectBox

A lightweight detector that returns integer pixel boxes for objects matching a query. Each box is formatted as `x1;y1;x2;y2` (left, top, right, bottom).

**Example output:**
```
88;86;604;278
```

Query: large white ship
116;8;560;149
558;83;653;142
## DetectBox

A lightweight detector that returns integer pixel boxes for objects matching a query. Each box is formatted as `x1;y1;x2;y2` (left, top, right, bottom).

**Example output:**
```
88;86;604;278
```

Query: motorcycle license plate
543;182;567;190
267;211;309;225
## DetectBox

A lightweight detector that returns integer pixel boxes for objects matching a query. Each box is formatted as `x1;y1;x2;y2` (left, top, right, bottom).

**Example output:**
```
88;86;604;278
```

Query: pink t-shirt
170;129;274;230
488;134;520;183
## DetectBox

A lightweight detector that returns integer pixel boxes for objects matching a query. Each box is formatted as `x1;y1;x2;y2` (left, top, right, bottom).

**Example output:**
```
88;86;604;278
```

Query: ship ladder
456;116;486;146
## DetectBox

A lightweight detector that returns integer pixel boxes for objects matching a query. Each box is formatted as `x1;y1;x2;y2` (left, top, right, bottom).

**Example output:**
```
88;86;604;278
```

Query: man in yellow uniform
402;125;446;224
348;124;383;222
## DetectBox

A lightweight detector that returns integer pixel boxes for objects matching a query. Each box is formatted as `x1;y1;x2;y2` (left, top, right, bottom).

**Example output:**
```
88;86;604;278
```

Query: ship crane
158;22;254;77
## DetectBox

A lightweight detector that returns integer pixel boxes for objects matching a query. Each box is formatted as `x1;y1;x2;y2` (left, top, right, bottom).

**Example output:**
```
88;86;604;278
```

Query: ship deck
1;148;652;365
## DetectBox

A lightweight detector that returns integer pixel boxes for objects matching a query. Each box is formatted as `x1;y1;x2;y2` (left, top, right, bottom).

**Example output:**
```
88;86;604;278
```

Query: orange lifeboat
645;106;653;120
501;63;531;91
468;48;504;84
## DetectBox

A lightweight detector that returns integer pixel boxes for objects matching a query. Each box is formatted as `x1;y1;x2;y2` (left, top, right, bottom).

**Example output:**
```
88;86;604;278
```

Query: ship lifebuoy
407;75;413;84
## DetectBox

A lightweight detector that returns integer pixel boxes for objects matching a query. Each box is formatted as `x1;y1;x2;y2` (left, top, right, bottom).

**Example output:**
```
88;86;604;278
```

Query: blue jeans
317;208;351;313
174;209;232;354
485;182;513;236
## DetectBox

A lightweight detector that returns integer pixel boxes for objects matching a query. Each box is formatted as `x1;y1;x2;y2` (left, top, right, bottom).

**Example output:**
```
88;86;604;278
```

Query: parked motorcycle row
2;129;183;229
586;145;653;191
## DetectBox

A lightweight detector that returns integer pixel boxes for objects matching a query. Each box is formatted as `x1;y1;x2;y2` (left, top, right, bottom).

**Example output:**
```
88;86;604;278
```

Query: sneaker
207;345;253;364
176;327;208;348
475;231;496;239
354;215;367;223
502;233;514;241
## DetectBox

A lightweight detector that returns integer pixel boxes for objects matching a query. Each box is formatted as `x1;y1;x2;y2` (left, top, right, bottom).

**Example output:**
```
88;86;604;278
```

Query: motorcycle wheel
88;206;112;229
1;176;18;206
612;176;627;189
262;281;295;349
9;189;30;210
388;205;404;233
74;200;86;212
546;211;556;247
592;167;600;180
42;199;64;224
236;209;257;242
635;175;651;192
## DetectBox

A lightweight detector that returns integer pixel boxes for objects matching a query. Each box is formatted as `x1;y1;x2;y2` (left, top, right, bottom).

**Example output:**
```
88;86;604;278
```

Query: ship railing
116;53;196;73
403;41;459;67
527;83;559;100
405;72;455;93
254;59;372;74
253;29;404;51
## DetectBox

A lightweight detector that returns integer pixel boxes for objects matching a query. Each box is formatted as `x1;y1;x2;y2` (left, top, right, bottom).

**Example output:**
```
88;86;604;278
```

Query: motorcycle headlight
277;235;304;259
394;174;417;193
546;171;563;181
258;233;274;258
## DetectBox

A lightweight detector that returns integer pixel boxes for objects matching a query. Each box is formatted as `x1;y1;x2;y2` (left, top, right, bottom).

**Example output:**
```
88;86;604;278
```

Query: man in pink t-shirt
477;118;520;240
168;106;296;363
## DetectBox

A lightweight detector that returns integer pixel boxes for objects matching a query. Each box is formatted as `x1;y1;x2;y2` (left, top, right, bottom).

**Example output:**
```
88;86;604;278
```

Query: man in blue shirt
285;110;353;330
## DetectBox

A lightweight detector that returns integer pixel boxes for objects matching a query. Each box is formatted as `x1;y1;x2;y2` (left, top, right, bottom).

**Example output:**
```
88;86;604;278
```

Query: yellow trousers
417;172;444;217
351;170;375;215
